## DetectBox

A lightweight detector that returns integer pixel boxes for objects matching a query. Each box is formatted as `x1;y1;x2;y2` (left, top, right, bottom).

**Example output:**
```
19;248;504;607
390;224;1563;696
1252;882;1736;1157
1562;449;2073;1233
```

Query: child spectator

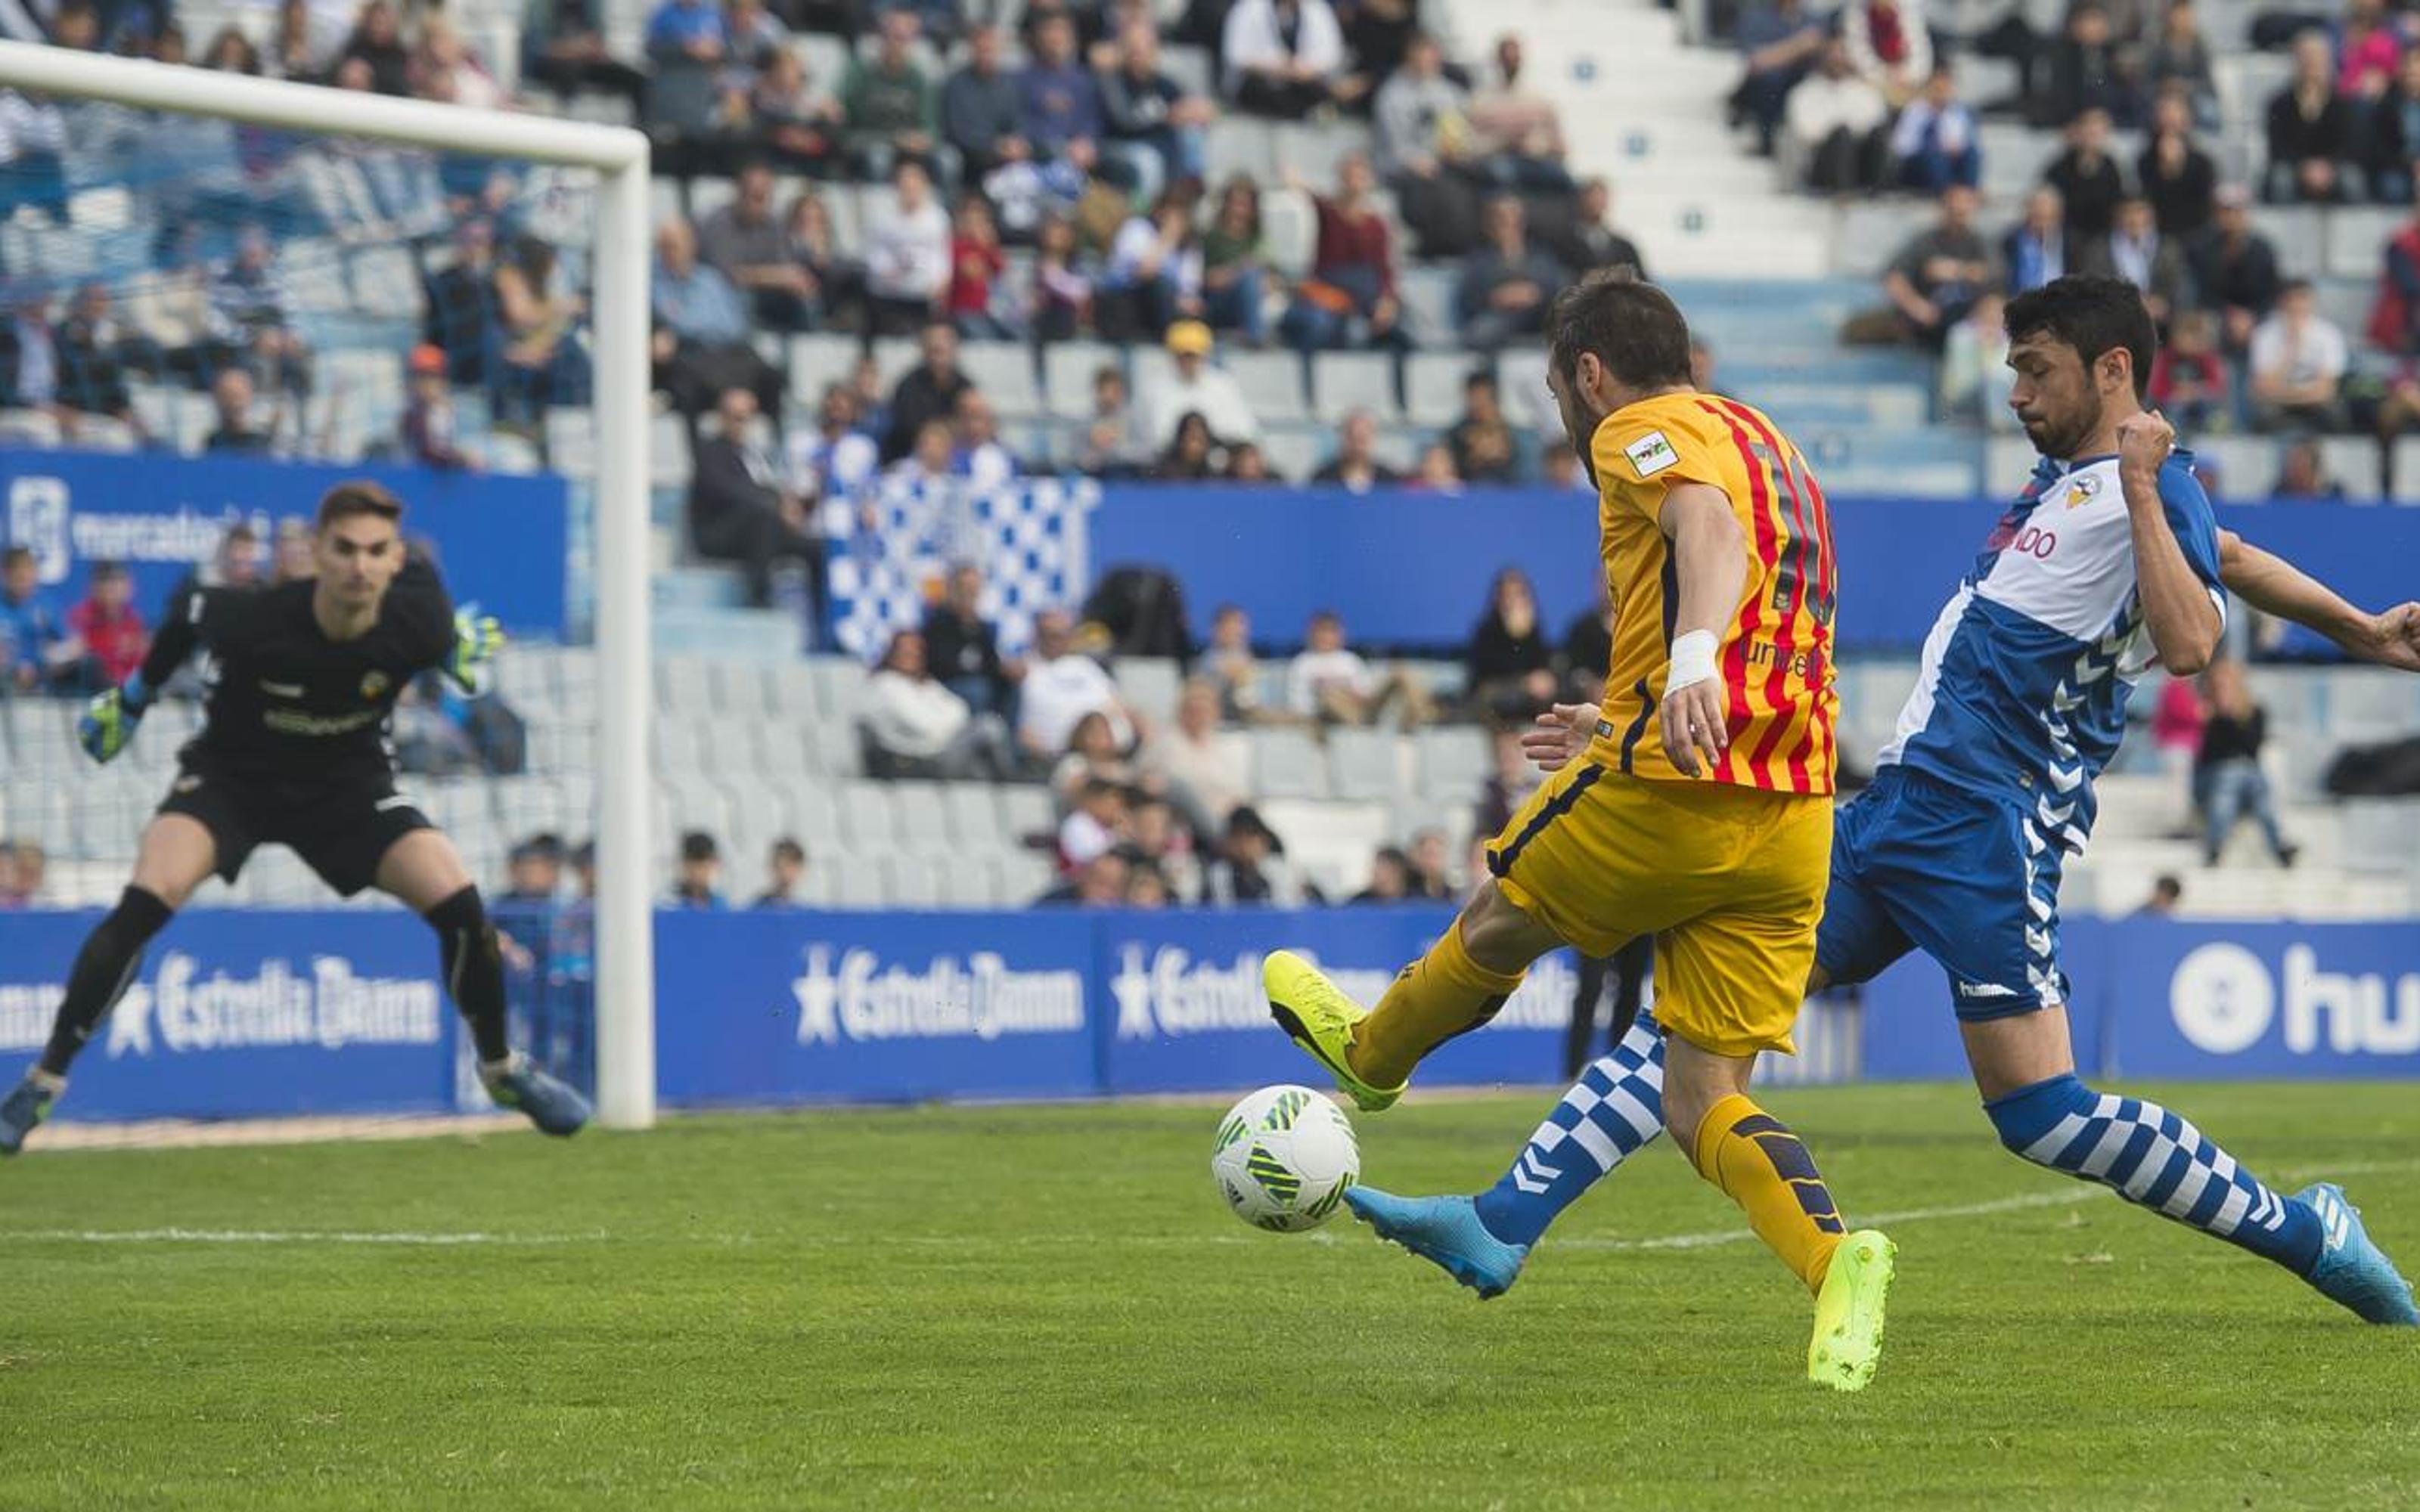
68;560;144;689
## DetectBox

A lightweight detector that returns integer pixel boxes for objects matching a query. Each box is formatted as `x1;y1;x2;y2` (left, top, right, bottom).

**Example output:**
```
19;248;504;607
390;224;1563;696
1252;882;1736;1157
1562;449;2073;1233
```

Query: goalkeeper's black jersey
144;559;456;785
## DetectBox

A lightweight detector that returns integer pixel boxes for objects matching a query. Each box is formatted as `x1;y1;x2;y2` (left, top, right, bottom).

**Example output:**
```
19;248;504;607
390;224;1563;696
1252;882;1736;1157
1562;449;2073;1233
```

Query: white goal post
0;40;658;1129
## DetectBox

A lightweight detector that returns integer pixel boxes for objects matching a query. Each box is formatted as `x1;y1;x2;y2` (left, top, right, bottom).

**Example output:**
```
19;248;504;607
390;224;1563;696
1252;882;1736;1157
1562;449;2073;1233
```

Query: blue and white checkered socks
1986;1073;2323;1275
1473;1018;1667;1248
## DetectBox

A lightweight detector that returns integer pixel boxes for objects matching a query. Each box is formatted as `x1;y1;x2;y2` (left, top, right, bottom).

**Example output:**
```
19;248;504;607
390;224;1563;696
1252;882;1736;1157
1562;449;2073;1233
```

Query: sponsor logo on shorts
259;680;305;698
1953;980;2019;1000
375;795;417;813
1624;430;1679;480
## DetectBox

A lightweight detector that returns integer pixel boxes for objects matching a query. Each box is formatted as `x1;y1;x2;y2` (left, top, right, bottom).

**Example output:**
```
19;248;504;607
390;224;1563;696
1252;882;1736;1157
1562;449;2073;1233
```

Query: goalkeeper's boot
0;1070;64;1156
1808;1228;1897;1393
2297;1183;2420;1325
1264;950;1404;1113
1344;1187;1528;1299
482;1055;591;1136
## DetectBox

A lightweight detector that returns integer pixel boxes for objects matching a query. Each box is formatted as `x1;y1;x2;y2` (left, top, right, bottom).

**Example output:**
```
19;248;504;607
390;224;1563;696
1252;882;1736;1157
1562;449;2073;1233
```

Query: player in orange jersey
1263;271;1894;1390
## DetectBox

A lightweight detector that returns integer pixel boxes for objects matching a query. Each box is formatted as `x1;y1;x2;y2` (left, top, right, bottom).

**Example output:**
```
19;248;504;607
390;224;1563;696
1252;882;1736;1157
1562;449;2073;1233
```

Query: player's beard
2025;389;2102;462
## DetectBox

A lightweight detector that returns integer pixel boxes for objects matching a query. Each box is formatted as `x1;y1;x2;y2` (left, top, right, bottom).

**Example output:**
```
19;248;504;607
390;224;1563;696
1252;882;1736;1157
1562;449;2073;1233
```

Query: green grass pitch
2;1082;2415;1509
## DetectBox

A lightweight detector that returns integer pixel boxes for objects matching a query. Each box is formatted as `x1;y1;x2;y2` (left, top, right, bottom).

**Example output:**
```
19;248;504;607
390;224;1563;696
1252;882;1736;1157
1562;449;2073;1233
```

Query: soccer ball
1211;1084;1360;1232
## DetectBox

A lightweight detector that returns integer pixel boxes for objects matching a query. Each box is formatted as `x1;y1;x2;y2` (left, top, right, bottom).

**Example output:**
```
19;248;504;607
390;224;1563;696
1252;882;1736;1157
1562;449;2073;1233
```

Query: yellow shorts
1485;762;1832;1058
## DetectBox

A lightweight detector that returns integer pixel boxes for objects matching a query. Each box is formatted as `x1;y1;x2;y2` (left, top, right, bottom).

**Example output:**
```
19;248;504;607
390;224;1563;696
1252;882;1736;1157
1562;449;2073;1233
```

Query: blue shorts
1814;767;2068;1020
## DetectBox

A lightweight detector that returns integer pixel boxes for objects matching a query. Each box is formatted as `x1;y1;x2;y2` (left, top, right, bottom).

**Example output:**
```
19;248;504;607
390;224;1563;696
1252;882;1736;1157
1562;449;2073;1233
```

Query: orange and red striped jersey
1579;390;1839;795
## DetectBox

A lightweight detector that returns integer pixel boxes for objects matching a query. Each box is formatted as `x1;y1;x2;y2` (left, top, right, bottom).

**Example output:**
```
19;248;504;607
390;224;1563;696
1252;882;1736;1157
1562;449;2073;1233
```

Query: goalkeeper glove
442;608;504;695
79;673;150;764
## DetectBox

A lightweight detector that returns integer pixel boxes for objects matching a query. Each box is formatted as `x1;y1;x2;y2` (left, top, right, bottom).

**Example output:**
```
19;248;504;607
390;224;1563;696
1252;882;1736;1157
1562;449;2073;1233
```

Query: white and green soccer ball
1211;1084;1360;1232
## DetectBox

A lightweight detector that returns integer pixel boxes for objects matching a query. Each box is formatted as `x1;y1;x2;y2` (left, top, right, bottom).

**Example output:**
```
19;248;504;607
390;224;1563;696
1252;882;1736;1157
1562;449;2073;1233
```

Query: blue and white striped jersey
1876;451;2226;854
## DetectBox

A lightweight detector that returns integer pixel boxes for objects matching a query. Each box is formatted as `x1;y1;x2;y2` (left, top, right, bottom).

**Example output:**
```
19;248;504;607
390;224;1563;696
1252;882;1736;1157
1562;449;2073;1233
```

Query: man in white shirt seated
857;629;1016;779
1017;607;1140;761
1286;609;1434;727
1140;319;1260;453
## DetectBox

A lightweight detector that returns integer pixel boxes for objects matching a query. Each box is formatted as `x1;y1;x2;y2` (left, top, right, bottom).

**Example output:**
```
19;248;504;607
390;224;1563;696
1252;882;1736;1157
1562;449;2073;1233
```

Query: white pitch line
0;1228;607;1247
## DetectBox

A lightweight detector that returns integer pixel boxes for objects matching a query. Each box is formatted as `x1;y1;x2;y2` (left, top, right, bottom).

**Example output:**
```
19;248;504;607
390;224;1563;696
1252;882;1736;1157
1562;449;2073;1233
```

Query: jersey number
1748;441;1837;628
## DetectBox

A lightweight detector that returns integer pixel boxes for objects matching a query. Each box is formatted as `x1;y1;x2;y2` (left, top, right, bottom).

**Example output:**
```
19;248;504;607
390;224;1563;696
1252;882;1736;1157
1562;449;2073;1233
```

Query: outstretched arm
132;577;208;695
2219;528;2420;671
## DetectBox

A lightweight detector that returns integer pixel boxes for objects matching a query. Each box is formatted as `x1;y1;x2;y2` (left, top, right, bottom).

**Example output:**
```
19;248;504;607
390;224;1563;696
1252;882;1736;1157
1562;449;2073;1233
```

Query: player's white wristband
1666;630;1720;693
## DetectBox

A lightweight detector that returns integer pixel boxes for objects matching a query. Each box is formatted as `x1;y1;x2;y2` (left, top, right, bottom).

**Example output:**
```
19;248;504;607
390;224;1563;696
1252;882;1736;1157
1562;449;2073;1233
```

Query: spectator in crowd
942;23;1027;181
2044;107;2124;241
1146;677;1252;833
1871;184;1992;347
1199;178;1271;347
863;158;952;336
2081;194;2190;327
1409;439;1464;493
1286;609;1432;727
698;161;814;331
886;416;960;486
1407;826;1454;900
1467;33;1574;192
0;841;42;906
67;561;142;690
1559;583;1612;703
2266;29;2356;204
881;320;973;462
946;194;1013;339
424;218;498;387
204;522;265;590
0;279;61;419
1030;214;1095;341
2270;436;2345;499
1141;319;1259;450
499;833;566;906
1732;0;1829;157
1455;196;1562;351
2149;671;2206;831
1351;845;1414;903
1035;848;1130;906
523;0;647;109
924;562;1022;720
1280;155;1406;352
2248;280;2348;432
1941;290;2013;427
491;234;590;432
2142;0;2217;130
271;518;315;584
670;831;729;910
211;225;309;398
650;217;780;417
1785;39;1891;194
2139;85;2218;237
2369;52;2420;205
0;544;67;693
1058;776;1131;869
2187;185;2282;353
1053;708;1149;807
2338;0;2401;108
1199;603;1264;722
842;9;946;185
1841;0;1931;107
1078;363;1150;473
1892;66;1981;193
399;343;471;468
203;366;277;454
754;838;808;908
414;16;505;110
2136;873;2185;916
858;627;1019;779
1222;0;1356;120
1374;32;1479;258
2196;659;2297;866
780;191;859;331
952;389;1019;488
1127;795;1199;900
746;49;844;175
341;0;412;94
1199;804;1311;904
1225;440;1275;482
1101;23;1213;205
1475;727;1542;841
1312;407;1403;491
2035;0;2131;129
1019;10;1103;177
54;283;141;443
1100;191;1205;339
690;386;824;612
1466;566;1557;723
1541;177;1648;283
788;381;880;517
1155;410;1221;478
2002;186;2070;295
1445;368;1520;483
2149;307;2229;432
1018;607;1137;761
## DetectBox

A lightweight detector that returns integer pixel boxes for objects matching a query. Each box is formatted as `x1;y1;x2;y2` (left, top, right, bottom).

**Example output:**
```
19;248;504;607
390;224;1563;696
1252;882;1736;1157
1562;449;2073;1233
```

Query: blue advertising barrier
0;450;570;636
2;908;2410;1123
1087;488;2420;655
0;908;461;1120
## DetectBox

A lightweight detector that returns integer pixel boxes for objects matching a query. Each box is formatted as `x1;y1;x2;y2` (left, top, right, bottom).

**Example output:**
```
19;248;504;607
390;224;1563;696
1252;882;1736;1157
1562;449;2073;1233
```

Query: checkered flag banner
827;475;1097;662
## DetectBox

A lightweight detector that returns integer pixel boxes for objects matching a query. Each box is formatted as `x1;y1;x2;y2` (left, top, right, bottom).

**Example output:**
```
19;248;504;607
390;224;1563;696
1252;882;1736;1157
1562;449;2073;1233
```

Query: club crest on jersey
2062;473;2102;509
361;671;390;701
1625;430;1679;479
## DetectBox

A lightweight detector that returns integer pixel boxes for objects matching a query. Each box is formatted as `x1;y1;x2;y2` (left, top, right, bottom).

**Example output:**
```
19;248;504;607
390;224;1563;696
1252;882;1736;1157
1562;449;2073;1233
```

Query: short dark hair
680;831;719;863
2003;274;2156;401
1547;271;1693;392
90;559;128;581
316;481;404;534
3;544;34;569
772;837;805;865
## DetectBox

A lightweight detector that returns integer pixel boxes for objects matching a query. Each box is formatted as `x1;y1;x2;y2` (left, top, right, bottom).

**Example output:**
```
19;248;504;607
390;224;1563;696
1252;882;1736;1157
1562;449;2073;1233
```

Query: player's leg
370;828;590;1136
0;815;220;1154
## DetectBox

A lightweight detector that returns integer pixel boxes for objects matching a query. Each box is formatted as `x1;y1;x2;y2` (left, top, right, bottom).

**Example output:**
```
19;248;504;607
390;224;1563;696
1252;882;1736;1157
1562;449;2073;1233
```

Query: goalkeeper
0;481;589;1152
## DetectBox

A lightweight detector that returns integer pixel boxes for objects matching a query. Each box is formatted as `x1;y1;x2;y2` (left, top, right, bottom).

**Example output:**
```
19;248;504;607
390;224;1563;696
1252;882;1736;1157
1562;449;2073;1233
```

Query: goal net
0;42;655;1140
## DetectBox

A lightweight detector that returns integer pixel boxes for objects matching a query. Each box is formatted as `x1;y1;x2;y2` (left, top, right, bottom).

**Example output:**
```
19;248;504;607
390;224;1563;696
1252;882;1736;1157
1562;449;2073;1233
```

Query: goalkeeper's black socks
426;885;512;1064
42;886;174;1077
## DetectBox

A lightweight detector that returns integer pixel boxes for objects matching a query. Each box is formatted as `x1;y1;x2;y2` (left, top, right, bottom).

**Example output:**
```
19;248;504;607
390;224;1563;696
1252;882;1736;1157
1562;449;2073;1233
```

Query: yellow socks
1691;1093;1847;1293
1348;922;1527;1089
